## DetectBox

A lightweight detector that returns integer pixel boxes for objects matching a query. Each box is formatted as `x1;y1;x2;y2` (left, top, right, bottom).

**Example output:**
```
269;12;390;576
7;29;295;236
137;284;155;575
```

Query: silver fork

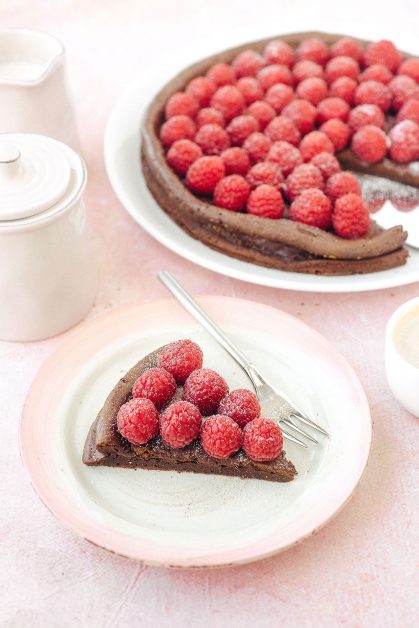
158;270;329;447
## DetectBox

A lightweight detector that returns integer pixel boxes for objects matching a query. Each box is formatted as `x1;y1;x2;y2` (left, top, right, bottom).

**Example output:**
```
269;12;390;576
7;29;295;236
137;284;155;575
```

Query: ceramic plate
21;297;371;568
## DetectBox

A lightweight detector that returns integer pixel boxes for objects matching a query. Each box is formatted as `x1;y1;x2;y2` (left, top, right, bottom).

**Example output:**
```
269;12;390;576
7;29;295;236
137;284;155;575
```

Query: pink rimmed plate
20;297;371;568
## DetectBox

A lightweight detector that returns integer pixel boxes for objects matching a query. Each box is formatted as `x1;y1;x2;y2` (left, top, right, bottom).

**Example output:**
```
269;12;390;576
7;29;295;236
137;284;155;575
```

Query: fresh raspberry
285;163;324;201
185;77;216;107
183;368;229;415
351;125;388;163
257;64;293;90
326;171;361;202
330;37;363;62
264;83;294;113
364;39;403;72
160;115;196;147
348;104;385;131
296;37;329;66
194;124;230;155
166;139;203;175
389;76;419;111
354;80;392;112
263;39;294;67
246;184;285;218
157;339;203;384
320;118;351;151
236;77;264;104
206;62;236;86
329;77;357;104
243;418;283;462
218;389;260;428
397;57;419;82
213;175;250;211
221;147;251;175
296;77;328;105
266;141;303;175
246;162;283;188
196;107;225;128
292;59;325;84
397;98;419;125
282;99;317;134
299;130;334;161
246;100;276;129
165;91;199;119
232;50;265;78
186;155;225;194
365;195;386;213
226;115;259;146
333;193;370;238
289;188;332;229
200;415;243;459
389;120;419;163
325;56;360;83
117;398;159;445
360;64;393;85
243;132;272;162
211;85;245;122
160;401;202;449
317;97;350;124
310;151;341;179
132;367;176;409
265;115;301;145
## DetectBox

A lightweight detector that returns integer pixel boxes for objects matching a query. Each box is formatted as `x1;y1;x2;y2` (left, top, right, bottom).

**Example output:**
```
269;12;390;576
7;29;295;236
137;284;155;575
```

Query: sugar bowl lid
0;134;73;221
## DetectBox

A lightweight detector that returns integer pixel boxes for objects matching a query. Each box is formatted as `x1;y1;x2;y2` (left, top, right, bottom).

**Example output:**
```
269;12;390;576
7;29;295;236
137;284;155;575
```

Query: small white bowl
385;297;419;418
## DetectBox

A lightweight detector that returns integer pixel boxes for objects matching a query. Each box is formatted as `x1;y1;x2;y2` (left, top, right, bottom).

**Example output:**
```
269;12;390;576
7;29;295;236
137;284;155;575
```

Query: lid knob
0;144;21;180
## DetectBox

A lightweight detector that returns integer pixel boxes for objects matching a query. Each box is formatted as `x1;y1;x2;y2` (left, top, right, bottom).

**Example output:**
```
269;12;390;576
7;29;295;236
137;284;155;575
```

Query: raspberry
333;193;370;238
317;97;350;124
354;80;392;112
293;59;324;84
364;39;403;72
246;100;276;129
263;39;294;67
160;115;196;147
232;50;265;78
206;62;236;86
299;130;334;161
246;162;283;188
243;132;272;162
213;175;250;211
186;155;225;194
329;77;357;104
398;57;419;82
200;415;243;459
348;104;385;131
289;188;332;229
236;77;264;104
221;147;251;175
132;367;176;409
264;83;294;113
325;56;360;83
389;120;419;163
296;37;329;66
389;76;419;111
310;152;341;179
183;368;228;415
326;171;361;202
243;418;283;462
194;124;230;155
117;398;158;445
226;115;259;146
282;99;317;134
285;163;324;201
257;64;293;90
196;107;225;128
218;389;260;428
160;401;202;449
211;85;245;121
157;339;203;384
360;64;393;85
320;118;351;151
266;141;303;175
185;77;216;107
265;115;301;145
330;37;363;62
296;77;328;106
246;184;285;218
165;92;199;119
166;139;203;175
351;125;388;163
397;98;419;125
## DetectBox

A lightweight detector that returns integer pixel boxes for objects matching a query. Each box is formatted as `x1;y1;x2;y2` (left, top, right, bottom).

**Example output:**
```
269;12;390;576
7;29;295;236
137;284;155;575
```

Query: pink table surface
1;2;419;626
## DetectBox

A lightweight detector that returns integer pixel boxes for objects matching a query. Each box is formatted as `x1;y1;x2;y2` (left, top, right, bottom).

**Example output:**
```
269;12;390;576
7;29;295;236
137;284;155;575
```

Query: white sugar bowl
0;133;96;341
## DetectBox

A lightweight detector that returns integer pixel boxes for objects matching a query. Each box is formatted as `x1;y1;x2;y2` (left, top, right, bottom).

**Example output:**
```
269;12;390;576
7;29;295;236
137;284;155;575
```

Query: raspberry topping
296;77;328;106
221;147;251;175
218;389;261;427
285;163;324;201
167;139;203;175
364;39;403;72
354;80;392;112
265;115;301;145
263;39;295;67
333;193;370;239
326;171;361;202
246;100;276;129
310;151;341;179
264;83;295;113
160;115;196;147
329;77;357;105
165;92;199;119
325;56;360;83
398;57;419;82
330;37;363;62
289;188;332;229
257;64;293;90
247;184;285;219
194;123;230;155
319;118;351;151
360;64;393;85
211;85;245;122
213;175;250;211
117;398;159;445
243;418;283;462
389;76;419;111
200;415;243;459
160;401;202;449
183;368;229;415
157;339;203;384
266;141;303;175
397;98;419;125
292;59;324;84
246;162;283;189
206;62;236;86
132;367;176;409
351;125;388;163
226;115;259;146
196;107;225;128
232;50;265;78
243;132;272;163
389;121;419;163
186;156;225;194
186;77;217;107
236;77;264;104
317;97;350;124
296;37;329;66
348;104;385;131
299;130;334;161
282;99;317;134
